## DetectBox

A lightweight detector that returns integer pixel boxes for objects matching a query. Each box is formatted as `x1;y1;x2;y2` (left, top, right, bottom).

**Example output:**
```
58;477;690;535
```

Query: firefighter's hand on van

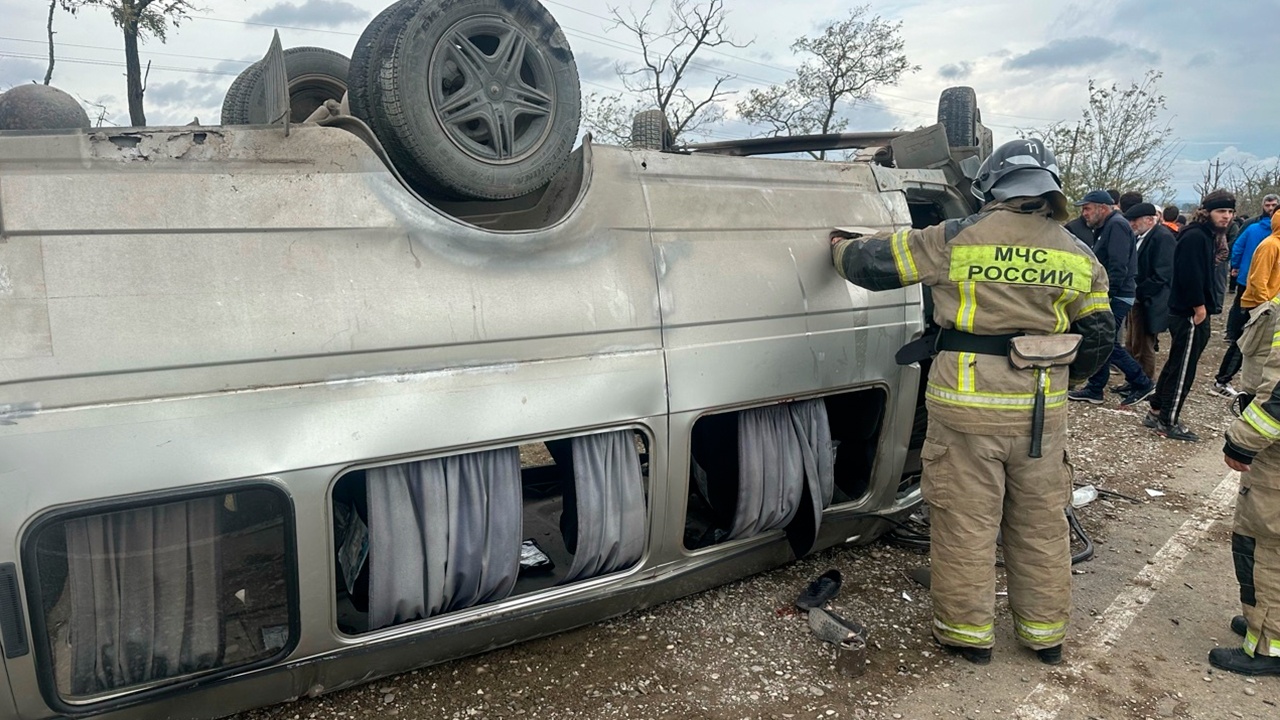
829;230;860;246
829;226;876;246
1193;305;1207;325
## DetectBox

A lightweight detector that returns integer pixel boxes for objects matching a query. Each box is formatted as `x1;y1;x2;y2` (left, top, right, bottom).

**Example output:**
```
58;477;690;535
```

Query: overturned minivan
0;2;993;718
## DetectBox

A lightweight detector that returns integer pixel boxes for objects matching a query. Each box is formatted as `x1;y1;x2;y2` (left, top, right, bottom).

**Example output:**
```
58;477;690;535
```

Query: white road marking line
1012;470;1240;720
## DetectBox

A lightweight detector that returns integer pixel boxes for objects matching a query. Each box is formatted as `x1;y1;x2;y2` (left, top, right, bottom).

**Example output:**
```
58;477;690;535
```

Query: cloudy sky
0;0;1273;203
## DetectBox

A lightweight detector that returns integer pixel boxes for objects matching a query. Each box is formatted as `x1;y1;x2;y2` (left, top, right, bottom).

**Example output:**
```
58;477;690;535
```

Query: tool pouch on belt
1008;334;1083;459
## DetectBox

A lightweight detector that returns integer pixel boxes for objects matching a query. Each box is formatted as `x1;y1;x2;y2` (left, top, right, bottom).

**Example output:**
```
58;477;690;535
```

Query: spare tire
630;109;673;150
937;86;977;148
352;0;581;200
221;47;351;125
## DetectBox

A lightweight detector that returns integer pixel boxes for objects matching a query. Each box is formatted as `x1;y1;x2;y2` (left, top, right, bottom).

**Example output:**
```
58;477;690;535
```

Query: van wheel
351;0;581;200
220;47;350;125
630;109;673;150
937;86;977;148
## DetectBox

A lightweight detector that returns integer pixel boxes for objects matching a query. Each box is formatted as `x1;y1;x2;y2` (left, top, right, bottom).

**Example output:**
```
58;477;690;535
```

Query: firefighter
1216;342;1280;675
829;139;1114;665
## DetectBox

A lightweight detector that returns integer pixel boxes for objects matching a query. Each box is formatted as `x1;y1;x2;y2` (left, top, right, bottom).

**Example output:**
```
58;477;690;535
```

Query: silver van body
0;124;956;719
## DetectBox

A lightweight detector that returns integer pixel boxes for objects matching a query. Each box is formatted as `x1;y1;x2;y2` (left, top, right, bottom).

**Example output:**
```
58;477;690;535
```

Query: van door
637;150;921;565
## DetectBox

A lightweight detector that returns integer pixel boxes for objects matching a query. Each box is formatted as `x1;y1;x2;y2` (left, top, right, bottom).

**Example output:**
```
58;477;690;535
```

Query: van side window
684;389;887;550
332;429;649;635
27;487;294;702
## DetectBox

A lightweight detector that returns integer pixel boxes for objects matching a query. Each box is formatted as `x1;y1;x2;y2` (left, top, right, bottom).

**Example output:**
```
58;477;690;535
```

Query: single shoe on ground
1119;384;1155;407
1209;382;1241;398
807;606;865;647
936;639;992;665
1231;615;1248;637
1157;421;1200;442
1208;647;1280;676
1036;645;1063;665
1068;389;1104;405
794;568;842;611
1142;412;1160;429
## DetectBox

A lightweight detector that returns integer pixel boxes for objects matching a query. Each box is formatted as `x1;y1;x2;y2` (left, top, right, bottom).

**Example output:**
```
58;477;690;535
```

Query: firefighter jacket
833;197;1115;437
1226;315;1280;490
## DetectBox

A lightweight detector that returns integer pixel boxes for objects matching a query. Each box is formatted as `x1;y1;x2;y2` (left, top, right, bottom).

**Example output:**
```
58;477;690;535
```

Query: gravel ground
236;314;1243;720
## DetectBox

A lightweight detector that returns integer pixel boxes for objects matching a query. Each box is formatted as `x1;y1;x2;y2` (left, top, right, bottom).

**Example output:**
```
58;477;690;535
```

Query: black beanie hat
1201;189;1237;212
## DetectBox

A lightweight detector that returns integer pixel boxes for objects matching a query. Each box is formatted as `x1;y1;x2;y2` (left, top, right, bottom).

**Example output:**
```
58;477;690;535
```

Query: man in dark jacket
1070;190;1151;404
1124;203;1176;380
1064;214;1095;246
1145;190;1238;441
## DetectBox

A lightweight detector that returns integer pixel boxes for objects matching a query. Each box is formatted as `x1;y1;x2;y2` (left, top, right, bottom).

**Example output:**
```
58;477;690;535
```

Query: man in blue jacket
1215;206;1277;396
1070;190;1154;404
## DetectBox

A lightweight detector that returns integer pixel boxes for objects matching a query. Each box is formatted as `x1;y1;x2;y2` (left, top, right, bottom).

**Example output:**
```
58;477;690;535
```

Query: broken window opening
27;487;294;703
684;389;887;551
333;429;650;635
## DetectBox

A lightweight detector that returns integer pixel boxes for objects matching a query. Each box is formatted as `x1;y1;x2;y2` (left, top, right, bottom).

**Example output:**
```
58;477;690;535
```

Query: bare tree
581;91;644;146
74;1;197;125
1194;159;1230;201
736;6;917;160
78;94;116;126
586;0;749;144
45;1;85;85
1194;158;1280;214
45;0;59;85
1030;70;1181;205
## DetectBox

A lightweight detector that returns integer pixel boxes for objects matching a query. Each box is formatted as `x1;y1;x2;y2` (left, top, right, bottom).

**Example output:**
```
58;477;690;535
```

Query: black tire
220;60;264;126
357;0;581;200
937;86;977;148
220;47;351;125
630;109;672;150
346;0;415;135
348;0;445;194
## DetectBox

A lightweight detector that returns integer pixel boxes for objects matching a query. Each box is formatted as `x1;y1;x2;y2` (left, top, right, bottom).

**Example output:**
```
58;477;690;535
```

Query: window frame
19;479;301;717
327;423;655;639
679;381;892;556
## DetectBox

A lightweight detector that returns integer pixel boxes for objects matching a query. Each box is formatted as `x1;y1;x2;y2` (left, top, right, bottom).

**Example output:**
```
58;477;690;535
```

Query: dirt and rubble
237;314;1275;720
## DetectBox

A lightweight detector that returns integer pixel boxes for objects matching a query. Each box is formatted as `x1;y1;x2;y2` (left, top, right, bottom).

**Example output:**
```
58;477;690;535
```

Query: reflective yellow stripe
1243;403;1280;440
948;245;1093;292
1245;630;1280;656
1014;615;1067;645
927;383;1068;410
1052;289;1079;332
956;282;978;331
934;618;994;646
891;229;919;284
1077;291;1110;318
1272;328;1280;348
958;352;976;392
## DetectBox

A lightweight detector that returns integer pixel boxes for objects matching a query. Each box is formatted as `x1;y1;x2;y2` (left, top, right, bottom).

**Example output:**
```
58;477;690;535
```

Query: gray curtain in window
366;447;522;630
730;399;834;541
65;499;223;695
561;431;646;583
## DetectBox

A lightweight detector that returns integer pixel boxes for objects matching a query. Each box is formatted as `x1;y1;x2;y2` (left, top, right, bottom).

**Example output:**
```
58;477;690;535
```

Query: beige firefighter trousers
921;420;1074;650
1234;455;1280;658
